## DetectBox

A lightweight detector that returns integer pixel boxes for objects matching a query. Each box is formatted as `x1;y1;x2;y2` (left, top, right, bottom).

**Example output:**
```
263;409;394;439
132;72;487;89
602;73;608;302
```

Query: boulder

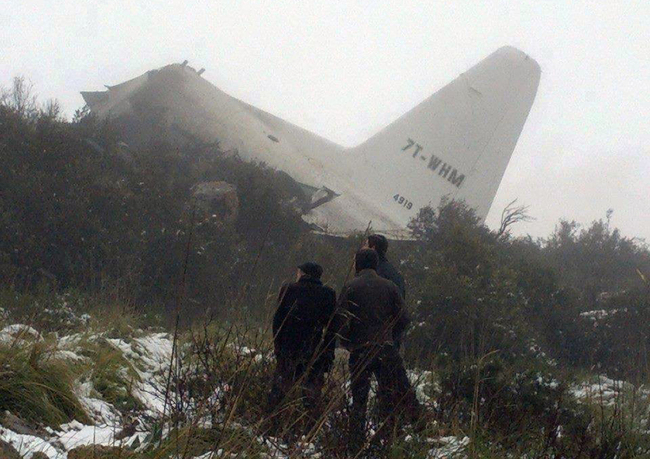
191;181;239;224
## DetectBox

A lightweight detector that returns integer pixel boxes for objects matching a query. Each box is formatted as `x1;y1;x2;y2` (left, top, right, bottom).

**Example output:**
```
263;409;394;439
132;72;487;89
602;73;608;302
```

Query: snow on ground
104;332;173;416
74;381;121;425
0;426;60;458
0;323;42;343
427;436;470;458
0;421;147;458
52;349;89;363
0;325;472;458
580;309;610;320
0;327;174;458
408;369;440;407
571;375;628;405
57;420;145;451
58;333;82;348
570;374;650;417
580;309;626;320
227;341;270;363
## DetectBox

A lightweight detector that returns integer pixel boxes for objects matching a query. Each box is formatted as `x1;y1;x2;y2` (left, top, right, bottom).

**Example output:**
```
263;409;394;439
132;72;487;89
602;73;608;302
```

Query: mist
2;1;649;239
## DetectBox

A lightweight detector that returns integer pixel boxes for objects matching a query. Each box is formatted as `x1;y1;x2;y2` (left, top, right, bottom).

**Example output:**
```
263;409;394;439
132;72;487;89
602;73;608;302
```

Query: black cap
297;262;323;279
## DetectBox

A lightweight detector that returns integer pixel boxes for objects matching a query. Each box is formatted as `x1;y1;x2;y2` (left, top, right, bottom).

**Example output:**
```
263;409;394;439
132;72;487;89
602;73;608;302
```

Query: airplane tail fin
347;46;540;227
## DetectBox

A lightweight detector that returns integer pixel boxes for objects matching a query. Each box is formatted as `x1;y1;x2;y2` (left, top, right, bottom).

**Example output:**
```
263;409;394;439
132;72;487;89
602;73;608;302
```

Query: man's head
297;261;323;280
367;234;388;259
355;248;379;273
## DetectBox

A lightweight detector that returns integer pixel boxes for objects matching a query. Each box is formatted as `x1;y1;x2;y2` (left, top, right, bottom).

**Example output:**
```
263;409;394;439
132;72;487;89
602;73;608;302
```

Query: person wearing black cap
366;234;406;300
266;261;337;431
337;248;423;450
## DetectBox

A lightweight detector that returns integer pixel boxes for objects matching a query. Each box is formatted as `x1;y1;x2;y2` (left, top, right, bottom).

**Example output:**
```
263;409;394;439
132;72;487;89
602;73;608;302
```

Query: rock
192;181;239;224
0;439;20;459
0;411;40;437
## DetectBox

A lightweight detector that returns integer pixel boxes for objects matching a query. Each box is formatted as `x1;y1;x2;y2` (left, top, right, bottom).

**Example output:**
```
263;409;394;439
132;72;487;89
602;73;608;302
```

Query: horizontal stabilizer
80;91;108;109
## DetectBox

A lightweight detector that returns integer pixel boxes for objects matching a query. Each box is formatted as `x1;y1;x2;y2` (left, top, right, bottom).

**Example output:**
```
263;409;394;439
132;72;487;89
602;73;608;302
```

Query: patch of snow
74;381;121;425
0;324;42;343
428;436;470;458
58;333;83;348
132;384;166;417
52;349;89;363
570;375;646;407
133;333;173;370
193;451;224;459
227;343;268;363
102;332;173;416
580;309;626;321
0;426;61;458
408;370;440;405
2;326;175;456
580;309;608;319
57;422;143;451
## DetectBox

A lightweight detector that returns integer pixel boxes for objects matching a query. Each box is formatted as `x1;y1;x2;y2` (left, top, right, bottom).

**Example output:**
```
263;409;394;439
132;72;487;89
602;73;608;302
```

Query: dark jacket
272;276;337;370
377;256;406;300
336;269;409;350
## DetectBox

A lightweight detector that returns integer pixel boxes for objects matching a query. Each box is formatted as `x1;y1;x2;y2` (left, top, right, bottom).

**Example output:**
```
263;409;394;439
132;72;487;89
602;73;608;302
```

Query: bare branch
497;199;534;238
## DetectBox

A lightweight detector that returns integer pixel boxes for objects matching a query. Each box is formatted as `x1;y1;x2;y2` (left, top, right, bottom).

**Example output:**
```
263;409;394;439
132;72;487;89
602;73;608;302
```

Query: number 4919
393;194;413;210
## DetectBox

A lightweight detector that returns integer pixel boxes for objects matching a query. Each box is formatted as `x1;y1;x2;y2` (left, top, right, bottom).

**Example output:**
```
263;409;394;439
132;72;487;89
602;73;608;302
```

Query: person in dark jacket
267;262;337;430
367;234;406;300
337;249;423;449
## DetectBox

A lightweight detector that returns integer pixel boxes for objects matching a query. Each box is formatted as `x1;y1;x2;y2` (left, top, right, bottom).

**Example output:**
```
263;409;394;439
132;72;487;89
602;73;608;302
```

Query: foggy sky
2;1;649;241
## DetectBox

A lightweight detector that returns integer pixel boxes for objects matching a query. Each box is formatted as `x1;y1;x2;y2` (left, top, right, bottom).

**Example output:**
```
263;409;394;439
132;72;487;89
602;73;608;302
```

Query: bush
404;200;537;363
0;89;328;318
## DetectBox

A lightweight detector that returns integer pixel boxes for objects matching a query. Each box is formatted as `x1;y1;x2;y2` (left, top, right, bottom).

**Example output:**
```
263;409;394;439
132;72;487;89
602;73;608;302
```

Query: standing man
267;262;337;431
367;234;406;300
337;249;423;450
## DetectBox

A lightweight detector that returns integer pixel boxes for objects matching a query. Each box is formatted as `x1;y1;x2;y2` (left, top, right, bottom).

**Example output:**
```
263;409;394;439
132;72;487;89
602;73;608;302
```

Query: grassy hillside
1;78;650;457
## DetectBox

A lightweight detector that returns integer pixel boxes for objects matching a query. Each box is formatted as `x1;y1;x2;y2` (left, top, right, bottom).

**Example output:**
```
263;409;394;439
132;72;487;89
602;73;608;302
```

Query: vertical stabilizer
347;46;541;226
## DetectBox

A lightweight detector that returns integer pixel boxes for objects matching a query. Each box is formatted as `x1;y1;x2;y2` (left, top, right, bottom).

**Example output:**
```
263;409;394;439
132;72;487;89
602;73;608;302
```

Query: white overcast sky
2;1;649;241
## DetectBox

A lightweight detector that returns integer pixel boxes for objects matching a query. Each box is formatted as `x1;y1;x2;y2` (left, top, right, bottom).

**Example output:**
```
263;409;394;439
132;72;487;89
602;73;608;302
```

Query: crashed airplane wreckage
82;47;540;238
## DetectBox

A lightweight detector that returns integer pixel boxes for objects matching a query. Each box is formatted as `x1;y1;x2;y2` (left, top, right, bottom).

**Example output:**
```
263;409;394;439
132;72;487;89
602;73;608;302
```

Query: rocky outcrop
192;181;239;224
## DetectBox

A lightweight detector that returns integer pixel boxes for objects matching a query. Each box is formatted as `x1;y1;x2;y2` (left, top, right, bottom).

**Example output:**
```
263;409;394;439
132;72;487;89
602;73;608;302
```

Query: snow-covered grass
0;314;477;458
570;374;650;440
0;338;90;429
0;319;179;457
1;295;649;458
